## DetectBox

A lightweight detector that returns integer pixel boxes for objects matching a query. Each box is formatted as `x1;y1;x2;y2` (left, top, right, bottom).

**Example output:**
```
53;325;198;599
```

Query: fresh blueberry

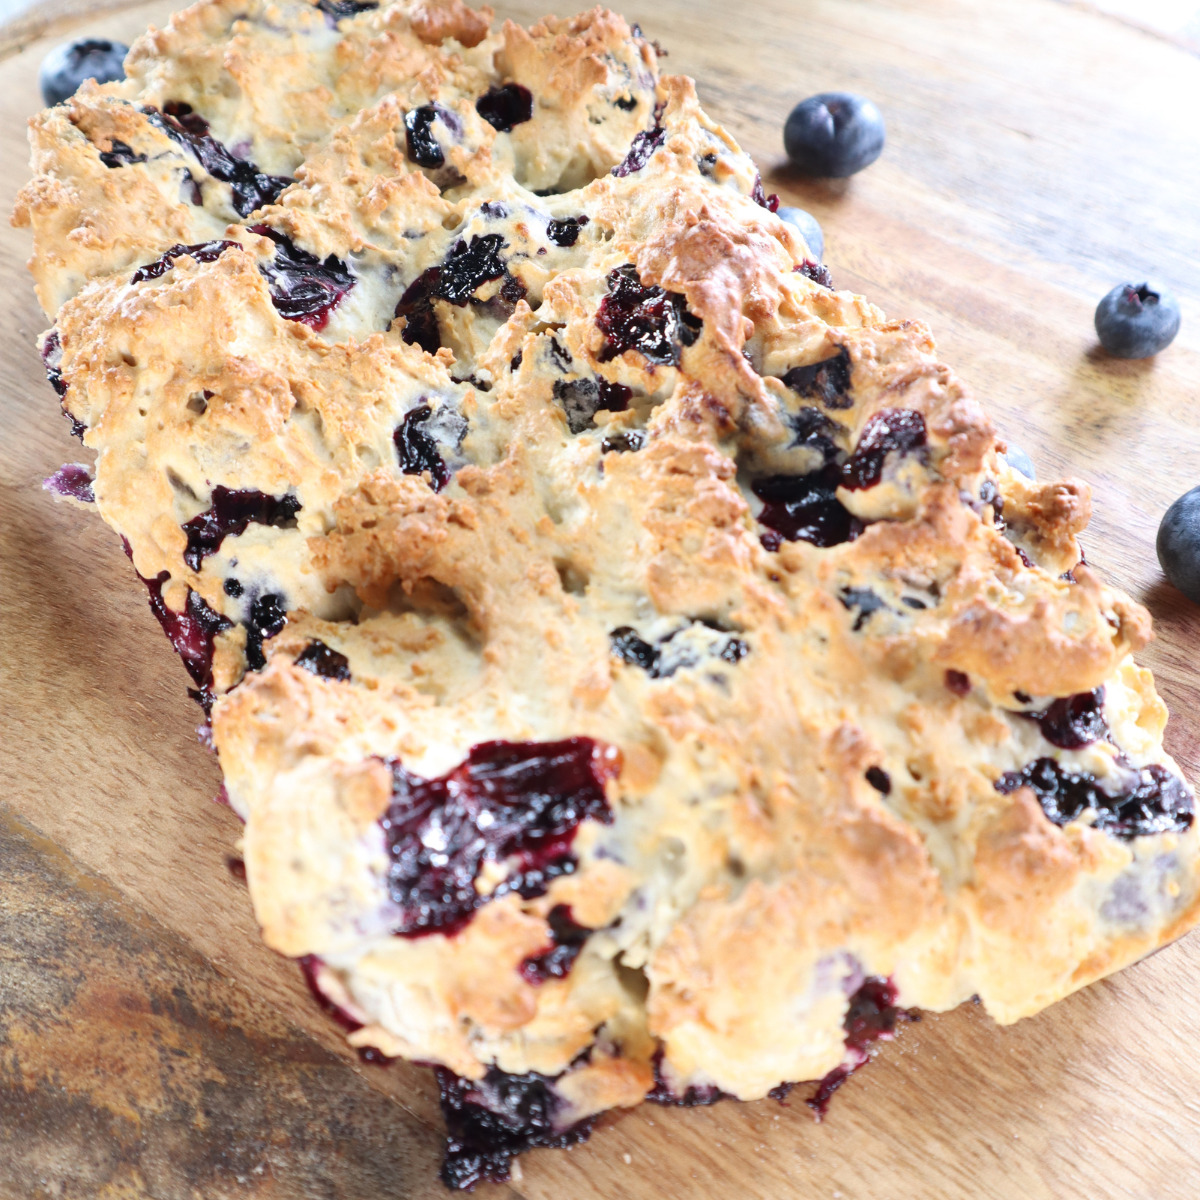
1157;486;1200;605
1094;282;1181;359
776;206;824;260
39;39;129;108
784;93;885;178
1003;443;1036;481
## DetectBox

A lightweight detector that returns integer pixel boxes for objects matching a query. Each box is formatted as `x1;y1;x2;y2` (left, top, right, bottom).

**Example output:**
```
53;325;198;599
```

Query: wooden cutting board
2;2;1198;1197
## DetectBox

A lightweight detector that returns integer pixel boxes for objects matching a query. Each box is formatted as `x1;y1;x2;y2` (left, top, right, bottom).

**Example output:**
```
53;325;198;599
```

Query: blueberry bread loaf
16;0;1197;1188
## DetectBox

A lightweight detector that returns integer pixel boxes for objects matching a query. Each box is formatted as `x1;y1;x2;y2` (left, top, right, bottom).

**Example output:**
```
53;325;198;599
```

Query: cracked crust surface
16;0;1197;1146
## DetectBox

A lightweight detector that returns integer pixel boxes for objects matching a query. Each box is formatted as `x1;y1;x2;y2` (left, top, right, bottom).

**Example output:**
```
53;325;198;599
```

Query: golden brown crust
409;0;494;48
935;565;1152;698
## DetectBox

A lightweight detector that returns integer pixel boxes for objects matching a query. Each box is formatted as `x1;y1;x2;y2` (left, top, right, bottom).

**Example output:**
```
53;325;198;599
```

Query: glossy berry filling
436;1065;596;1190
405;104;461;169
128;547;232;712
599;379;633;412
181;486;301;570
596;265;701;366
245;593;288;672
546;215;589;247
613;126;666;176
781;349;852;409
130;239;239;285
995;757;1193;839
840;408;927;490
98;138;146;168
248;225;355;330
394;403;451;490
436;234;508;304
753;468;863;550
154;102;291;218
147;587;229;705
381;739;618;938
1018;687;1109;749
394;235;509;353
294;639;351;682
519;905;591;985
475;84;535;132
394;270;442;354
843;977;904;1053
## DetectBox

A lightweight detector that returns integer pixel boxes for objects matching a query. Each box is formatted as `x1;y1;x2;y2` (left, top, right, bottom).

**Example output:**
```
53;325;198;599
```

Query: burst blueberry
1094;282;1181;359
476;84;534;133
381;739;617;938
784;93;885;178
154;103;292;218
40;39;129;107
1157;485;1200;605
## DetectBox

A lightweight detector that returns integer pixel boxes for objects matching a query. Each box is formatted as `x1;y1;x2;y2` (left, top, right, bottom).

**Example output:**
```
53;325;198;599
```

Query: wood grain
0;0;151;57
1;2;1198;1197
0;809;457;1200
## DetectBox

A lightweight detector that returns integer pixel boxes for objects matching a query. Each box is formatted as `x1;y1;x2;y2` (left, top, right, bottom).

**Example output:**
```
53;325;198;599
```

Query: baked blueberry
244;593;288;672
996;757;1192;839
841;408;927;490
1019;688;1108;749
1094;283;1181;358
40;39;129;107
317;0;379;21
1003;443;1036;481
595;264;701;365
394;403;451;490
613;126;666;177
250;225;355;329
776;206;824;260
382;739;615;937
1157;485;1200;605
153;103;292;218
181;486;301;570
294;640;352;682
753;469;862;549
784;93;885;178
476;84;534;132
436;1065;596;1190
